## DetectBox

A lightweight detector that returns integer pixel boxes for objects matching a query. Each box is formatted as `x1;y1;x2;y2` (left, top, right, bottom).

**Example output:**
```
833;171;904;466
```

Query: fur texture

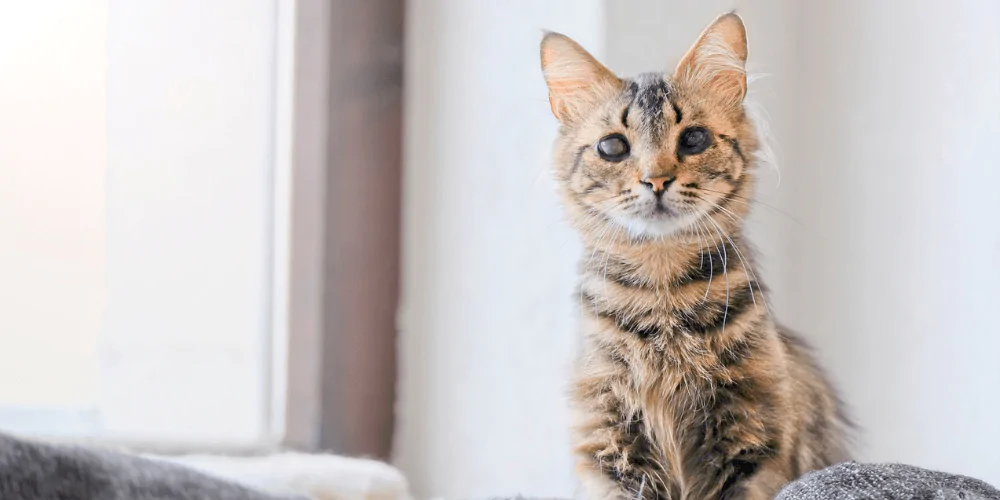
540;13;851;500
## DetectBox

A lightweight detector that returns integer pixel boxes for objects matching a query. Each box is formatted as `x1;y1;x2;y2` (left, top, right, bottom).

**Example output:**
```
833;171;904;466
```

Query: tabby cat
539;13;851;500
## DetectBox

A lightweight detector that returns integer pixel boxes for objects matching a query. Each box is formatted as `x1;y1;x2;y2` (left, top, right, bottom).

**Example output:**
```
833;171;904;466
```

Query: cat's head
541;13;758;240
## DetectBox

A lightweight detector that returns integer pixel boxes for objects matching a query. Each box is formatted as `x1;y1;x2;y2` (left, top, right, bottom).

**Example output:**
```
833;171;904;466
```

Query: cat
539;12;851;500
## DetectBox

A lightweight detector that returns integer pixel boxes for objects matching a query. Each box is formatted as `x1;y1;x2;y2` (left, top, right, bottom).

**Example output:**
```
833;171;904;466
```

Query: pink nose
641;176;676;194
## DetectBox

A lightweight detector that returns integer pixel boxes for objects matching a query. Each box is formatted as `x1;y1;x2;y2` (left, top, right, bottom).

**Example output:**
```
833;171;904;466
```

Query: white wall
396;1;603;497
785;1;1000;483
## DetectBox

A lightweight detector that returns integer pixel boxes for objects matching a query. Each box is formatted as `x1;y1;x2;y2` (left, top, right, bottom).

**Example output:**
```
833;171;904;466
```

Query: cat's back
777;327;854;472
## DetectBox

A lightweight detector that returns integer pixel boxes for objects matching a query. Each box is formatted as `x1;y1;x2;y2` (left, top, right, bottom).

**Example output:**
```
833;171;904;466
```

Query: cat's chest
599;334;711;424
619;362;706;494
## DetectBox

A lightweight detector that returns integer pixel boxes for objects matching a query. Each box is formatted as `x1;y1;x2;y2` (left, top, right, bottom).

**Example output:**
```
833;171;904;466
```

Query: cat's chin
614;213;695;239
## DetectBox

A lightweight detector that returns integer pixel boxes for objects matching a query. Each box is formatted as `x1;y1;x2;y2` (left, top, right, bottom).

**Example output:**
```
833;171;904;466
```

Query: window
0;0;295;450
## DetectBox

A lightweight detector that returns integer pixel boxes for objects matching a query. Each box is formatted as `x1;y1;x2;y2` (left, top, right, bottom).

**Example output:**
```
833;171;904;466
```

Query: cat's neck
580;213;751;289
576;211;771;343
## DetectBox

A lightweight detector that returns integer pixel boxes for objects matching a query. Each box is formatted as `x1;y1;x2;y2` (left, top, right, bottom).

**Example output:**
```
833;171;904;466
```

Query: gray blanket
0;433;305;500
2;432;998;499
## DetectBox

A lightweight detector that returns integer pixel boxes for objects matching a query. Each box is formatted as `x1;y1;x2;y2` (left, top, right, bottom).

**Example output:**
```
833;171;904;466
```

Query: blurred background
1;0;998;498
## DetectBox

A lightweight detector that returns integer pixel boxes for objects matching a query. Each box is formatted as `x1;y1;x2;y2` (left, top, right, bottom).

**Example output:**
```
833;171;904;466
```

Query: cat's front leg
684;393;789;500
572;402;674;500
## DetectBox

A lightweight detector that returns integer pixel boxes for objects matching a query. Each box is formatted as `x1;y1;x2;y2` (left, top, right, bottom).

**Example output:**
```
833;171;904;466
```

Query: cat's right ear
540;33;621;124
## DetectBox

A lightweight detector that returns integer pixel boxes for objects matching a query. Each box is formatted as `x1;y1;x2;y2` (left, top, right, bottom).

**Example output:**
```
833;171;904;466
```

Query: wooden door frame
280;0;403;460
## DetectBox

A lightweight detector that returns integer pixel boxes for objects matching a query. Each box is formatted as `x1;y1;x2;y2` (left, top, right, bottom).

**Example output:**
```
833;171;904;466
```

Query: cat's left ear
673;12;748;107
540;32;622;124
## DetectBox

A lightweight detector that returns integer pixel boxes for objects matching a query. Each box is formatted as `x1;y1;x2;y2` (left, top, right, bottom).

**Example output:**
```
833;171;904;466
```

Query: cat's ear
673;12;748;107
540;32;621;123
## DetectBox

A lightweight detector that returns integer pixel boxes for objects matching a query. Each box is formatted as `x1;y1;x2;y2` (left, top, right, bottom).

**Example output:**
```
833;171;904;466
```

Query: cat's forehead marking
627;72;672;141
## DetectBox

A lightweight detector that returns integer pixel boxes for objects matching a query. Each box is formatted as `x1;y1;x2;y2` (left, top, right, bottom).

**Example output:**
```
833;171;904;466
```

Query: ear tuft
674;12;748;107
540;33;620;123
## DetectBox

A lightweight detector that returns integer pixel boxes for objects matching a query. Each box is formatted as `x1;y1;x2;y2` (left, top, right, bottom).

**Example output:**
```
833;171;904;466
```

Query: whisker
602;224;625;299
702;208;753;298
701;199;775;318
581;192;632;205
700;218;722;301
697;197;776;319
705;214;757;315
692;221;707;270
587;218;614;265
695;186;818;237
694;220;715;302
701;216;731;333
581;217;619;313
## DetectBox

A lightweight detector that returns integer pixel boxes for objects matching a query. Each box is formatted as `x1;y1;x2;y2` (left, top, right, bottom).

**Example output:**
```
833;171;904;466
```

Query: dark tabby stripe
674;281;758;335
686;378;782;498
717;336;756;368
567;145;588;180
788;432;803;478
581;180;606;195
718;134;746;163
703;184;742;218
580;291;663;339
630;73;671;140
674;240;734;286
719;447;779;499
584;251;650;290
599;410;667;498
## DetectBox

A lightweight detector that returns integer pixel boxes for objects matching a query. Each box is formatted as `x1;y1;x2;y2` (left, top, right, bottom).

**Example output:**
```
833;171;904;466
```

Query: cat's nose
640;176;676;195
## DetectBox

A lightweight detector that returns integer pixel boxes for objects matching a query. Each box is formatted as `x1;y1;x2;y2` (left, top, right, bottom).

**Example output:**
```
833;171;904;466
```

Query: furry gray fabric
0;433;307;500
776;461;1000;500
4;431;998;500
489;463;1000;500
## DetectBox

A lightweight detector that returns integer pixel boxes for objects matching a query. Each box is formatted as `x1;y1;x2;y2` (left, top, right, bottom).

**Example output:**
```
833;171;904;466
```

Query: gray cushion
0;433;306;500
776;461;1000;500
485;462;1000;500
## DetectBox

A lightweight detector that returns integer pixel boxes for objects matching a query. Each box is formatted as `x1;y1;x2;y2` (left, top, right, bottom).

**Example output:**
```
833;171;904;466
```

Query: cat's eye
596;134;630;162
678;127;713;155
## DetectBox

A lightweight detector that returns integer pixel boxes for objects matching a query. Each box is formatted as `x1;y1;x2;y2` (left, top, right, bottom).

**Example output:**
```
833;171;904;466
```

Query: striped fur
541;14;851;500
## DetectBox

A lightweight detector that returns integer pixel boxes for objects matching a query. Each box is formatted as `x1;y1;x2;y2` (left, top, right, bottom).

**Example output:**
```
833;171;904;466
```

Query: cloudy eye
678;127;712;155
596;134;630;162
